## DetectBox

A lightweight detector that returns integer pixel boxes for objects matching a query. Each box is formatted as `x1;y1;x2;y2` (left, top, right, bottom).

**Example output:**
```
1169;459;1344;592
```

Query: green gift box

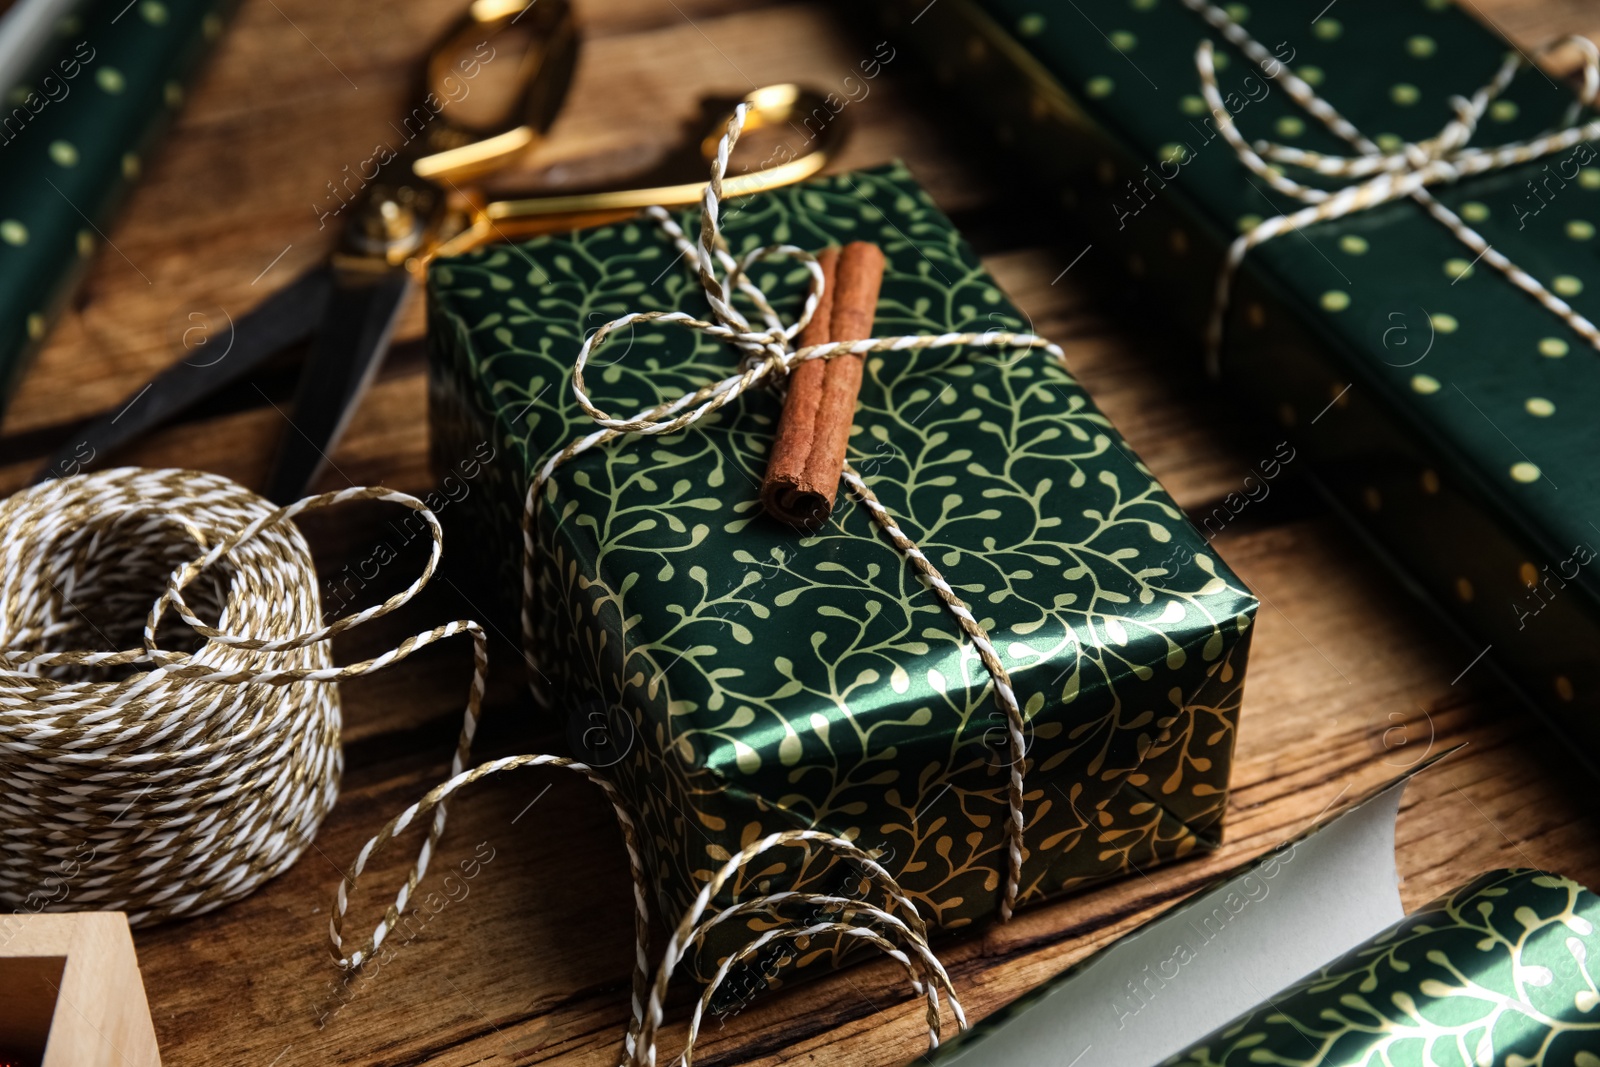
878;0;1600;767
0;0;235;415
426;162;1257;994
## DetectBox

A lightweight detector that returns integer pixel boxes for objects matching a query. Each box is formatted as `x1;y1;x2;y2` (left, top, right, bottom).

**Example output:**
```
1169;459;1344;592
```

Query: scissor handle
428;83;847;261
410;0;577;184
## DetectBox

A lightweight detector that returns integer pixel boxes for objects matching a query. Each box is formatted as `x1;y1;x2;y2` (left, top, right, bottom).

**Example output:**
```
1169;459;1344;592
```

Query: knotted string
336;100;1091;1066
337;13;1600;1058
519;100;1077;927
1183;0;1600;374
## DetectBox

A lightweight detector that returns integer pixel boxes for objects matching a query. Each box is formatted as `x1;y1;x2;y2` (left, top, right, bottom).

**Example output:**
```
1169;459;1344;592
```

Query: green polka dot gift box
879;0;1600;766
426;163;1257;997
0;0;234;410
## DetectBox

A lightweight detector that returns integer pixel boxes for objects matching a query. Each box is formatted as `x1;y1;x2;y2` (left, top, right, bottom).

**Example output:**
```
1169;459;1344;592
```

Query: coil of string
0;467;484;926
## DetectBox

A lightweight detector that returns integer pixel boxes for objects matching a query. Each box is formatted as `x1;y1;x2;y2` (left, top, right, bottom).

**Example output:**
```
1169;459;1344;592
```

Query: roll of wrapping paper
0;0;234;410
0;0;90;103
1162;869;1600;1066
912;771;1600;1066
931;867;1600;1066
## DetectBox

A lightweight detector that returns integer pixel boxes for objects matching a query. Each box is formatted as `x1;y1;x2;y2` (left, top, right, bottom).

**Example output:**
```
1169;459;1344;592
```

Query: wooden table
7;1;1600;1064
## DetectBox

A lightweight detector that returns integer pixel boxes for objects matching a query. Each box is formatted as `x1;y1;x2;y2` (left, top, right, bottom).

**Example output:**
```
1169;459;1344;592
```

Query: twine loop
336;99;1097;1066
1185;0;1600;371
0;468;486;927
335;755;964;1067
527;100;1075;925
336;15;1600;1061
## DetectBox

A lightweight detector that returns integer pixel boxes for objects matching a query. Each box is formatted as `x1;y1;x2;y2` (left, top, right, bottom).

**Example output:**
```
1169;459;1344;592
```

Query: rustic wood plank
3;0;1598;1064
120;509;1600;1067
0;0;979;438
1467;0;1600;58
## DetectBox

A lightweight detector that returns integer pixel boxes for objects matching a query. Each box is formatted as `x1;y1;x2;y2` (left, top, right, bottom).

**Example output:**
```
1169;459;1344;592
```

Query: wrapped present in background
1161;868;1600;1066
877;0;1600;770
427;162;1257;997
0;0;234;411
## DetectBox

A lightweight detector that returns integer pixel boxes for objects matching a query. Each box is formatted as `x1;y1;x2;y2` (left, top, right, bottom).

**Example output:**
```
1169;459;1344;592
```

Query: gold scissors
39;0;845;501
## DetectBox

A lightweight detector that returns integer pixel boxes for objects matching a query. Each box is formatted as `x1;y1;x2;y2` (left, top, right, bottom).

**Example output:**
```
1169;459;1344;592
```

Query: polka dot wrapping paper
883;0;1600;765
427;163;1257;1000
0;0;234;407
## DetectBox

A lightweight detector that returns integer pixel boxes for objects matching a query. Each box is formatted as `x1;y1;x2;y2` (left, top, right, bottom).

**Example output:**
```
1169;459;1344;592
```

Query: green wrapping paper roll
427;162;1257;999
1164;869;1600;1066
917;769;1600;1067
0;0;233;408
879;0;1600;769
0;0;88;102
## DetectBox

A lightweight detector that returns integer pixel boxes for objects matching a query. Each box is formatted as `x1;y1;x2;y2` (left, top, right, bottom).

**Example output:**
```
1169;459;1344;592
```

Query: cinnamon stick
761;242;886;529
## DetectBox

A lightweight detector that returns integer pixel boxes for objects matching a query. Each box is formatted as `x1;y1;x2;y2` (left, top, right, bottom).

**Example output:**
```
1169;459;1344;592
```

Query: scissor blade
262;270;412;504
33;264;335;484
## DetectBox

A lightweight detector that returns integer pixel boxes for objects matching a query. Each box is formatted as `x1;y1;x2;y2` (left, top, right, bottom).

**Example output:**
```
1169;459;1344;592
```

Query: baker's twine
331;14;1600;1061
520;100;1077;926
332;101;1088;1066
1184;0;1600;373
0;467;486;927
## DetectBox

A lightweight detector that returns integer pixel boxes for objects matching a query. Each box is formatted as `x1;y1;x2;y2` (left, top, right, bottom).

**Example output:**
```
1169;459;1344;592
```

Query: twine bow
338;99;1091;1066
518;101;1077;927
333;14;1600;1061
1183;0;1600;374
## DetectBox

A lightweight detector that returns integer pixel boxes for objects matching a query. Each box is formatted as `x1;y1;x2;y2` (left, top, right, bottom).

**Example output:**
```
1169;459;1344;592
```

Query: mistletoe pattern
427;163;1256;990
1166;869;1600;1067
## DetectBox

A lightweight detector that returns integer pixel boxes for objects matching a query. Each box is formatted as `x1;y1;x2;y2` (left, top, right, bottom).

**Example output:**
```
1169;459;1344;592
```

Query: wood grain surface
5;1;1600;1065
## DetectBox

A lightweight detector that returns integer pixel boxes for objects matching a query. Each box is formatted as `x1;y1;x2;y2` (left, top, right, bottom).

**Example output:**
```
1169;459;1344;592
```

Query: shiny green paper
427;164;1256;991
882;0;1600;765
0;0;235;412
1165;869;1600;1066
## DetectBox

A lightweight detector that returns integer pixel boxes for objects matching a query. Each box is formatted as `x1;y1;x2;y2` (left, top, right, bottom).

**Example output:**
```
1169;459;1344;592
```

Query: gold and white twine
334;13;1600;1062
0;467;486;927
1183;0;1600;373
519;99;1068;925
335;100;1096;1065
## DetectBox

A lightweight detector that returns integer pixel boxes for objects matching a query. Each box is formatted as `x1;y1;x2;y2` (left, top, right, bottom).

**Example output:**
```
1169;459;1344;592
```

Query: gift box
0;0;235;413
426;162;1256;995
877;0;1600;767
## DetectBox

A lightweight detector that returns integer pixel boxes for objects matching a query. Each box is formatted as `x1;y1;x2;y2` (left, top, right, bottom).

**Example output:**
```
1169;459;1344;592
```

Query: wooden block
0;913;161;1067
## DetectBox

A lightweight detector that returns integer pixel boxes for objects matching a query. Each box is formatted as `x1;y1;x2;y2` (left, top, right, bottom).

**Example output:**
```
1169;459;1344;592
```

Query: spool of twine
0;467;482;926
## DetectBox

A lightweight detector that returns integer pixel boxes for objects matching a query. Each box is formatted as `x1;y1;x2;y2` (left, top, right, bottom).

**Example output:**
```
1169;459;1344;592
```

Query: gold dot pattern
0;0;233;382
